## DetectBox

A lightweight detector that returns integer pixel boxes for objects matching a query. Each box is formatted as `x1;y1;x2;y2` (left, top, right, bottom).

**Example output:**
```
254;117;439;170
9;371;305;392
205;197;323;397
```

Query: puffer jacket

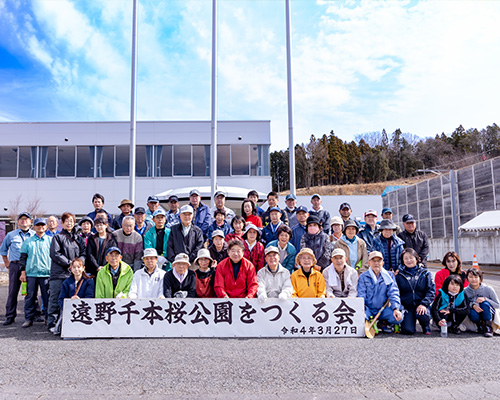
396;264;435;310
256;264;293;299
50;229;86;280
372;234;405;272
299;231;332;270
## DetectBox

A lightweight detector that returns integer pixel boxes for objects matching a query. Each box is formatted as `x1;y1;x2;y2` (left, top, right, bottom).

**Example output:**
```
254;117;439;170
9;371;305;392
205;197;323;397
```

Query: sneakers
449;325;461;335
22;320;33;328
423;325;432;335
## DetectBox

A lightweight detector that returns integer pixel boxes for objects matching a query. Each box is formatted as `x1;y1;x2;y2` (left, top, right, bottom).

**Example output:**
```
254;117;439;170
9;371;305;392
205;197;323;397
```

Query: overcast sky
1;0;499;149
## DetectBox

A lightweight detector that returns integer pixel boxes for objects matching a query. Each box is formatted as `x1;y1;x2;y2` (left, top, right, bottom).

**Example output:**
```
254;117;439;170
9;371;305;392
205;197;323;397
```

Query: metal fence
382;157;500;239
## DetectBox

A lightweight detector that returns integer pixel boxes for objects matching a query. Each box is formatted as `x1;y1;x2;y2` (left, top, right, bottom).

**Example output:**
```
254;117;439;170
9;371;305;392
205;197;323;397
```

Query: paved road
1;273;500;399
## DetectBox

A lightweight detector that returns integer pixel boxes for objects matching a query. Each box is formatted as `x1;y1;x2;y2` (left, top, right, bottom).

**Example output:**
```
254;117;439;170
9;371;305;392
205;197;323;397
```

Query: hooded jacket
372;234;405;272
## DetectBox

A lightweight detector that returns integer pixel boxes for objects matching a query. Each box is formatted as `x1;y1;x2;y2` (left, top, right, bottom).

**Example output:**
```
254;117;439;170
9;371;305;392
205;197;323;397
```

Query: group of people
1;190;497;337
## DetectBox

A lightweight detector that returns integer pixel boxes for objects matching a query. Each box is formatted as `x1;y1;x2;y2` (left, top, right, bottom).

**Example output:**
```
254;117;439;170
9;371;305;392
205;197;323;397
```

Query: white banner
61;297;365;338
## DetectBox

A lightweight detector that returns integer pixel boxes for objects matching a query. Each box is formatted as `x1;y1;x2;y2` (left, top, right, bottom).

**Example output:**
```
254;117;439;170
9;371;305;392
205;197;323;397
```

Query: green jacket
95;261;134;298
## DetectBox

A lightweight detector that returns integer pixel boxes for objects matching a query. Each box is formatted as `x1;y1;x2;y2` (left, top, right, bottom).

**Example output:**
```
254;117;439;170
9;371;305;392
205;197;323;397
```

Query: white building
0;120;271;218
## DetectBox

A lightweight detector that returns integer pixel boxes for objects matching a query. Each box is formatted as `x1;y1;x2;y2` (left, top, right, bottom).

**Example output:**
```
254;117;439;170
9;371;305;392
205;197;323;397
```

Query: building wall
429;236;500;264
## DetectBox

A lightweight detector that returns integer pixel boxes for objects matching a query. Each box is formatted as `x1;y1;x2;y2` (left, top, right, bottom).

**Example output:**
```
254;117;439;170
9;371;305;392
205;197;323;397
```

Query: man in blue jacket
188;189;211;240
357;251;404;331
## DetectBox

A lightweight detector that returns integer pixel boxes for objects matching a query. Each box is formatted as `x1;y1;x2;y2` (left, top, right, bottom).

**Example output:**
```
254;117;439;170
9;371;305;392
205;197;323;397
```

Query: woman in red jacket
242;224;265;272
214;240;258;298
241;198;263;228
435;251;468;297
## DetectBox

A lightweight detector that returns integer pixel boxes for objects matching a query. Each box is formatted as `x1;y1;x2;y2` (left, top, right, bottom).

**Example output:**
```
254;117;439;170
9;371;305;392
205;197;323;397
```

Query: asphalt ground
1;269;500;399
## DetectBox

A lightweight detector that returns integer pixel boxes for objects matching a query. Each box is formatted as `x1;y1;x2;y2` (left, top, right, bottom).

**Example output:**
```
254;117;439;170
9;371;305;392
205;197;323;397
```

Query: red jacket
434;268;468;298
214;257;258;298
243;241;265;272
245;215;263;228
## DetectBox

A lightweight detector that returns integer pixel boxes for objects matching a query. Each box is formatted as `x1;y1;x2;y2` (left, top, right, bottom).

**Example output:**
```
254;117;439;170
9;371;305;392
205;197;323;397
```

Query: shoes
3;318;14;326
380;325;393;334
484;321;493;338
22;320;33;328
450;326;461;335
423;325;431;335
34;316;45;323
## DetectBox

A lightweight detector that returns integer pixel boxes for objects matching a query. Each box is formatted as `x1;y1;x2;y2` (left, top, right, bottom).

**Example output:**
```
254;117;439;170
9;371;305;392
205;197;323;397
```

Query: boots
484;320;493;338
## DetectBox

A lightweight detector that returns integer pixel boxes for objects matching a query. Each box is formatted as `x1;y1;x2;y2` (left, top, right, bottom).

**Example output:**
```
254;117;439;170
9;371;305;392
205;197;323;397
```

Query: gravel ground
1;274;500;399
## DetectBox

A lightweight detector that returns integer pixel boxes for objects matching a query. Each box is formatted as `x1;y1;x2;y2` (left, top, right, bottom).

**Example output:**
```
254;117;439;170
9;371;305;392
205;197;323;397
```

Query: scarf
327;264;352;289
368;267;393;285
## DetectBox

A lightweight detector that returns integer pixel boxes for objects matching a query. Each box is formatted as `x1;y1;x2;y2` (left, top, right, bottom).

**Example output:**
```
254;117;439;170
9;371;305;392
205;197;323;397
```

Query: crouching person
322;248;358;298
129;248;166;299
431;275;469;335
95;247;133;298
257;246;293;301
358;251;403;333
58;259;95;312
163;253;197;298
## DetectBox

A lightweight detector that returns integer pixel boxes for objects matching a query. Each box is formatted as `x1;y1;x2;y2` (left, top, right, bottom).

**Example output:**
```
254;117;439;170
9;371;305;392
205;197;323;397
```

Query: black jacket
398;229;430;266
396;264;435;310
431;290;469;324
166;224;204;263
163;269;197;298
85;231;117;277
50;229;86;280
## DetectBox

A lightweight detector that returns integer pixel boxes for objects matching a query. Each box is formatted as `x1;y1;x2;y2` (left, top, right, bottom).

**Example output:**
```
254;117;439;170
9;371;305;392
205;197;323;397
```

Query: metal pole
129;0;138;205
210;0;218;208
285;0;296;196
450;169;460;253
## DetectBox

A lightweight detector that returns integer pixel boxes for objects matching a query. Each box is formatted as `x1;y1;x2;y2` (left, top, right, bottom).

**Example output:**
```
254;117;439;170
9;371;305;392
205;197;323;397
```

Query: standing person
247;190;265;217
214;240;258;298
261;207;284;245
133;207;154;237
128;248;165;299
322;248;358;298
58;258;95;313
165;195;181;229
431;275;469;335
77;216;94;245
261;192;288;226
85;217;117;278
381;207;402;235
283;194;299;228
435;251;468;295
47;212;86;330
163;253;197;298
257;246;293;300
465;268;499;337
334;219;368;274
242;224;265;272
372;219;405;273
1;212;34;325
145;195;165;222
299;215;332;271
290;206;308;250
208;230;229;264
241;198;263;228
46;215;59;237
291;248;326;298
166;205;204;266
87;193;112;225
194;249;217;298
144;209;171;267
339;202;358;227
188;189;211;240
357;251;404;332
395;248;435;335
225;216;245;243
113;216;144;272
309;194;331;235
266;225;297;274
210;191;236;225
112;199;134;230
329;216;344;245
398;214;430;267
95;247;133;298
207;209;232;245
358;209;379;253
19;218;52;328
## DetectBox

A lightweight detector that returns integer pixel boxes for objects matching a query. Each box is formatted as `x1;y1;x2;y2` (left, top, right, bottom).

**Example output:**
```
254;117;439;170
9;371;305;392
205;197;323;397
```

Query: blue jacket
357;224;378;253
357;268;401;312
266;240;297;273
191;202;211;239
206;220;232;244
396;264;435;310
372;234;405;271
0;228;35;262
19;233;52;277
58;276;95;310
291;224;306;251
262;222;283;245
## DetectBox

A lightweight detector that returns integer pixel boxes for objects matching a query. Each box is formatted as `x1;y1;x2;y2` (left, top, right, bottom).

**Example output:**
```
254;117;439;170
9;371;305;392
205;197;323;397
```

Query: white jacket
322;263;358;298
257;264;293;299
129;267;166;299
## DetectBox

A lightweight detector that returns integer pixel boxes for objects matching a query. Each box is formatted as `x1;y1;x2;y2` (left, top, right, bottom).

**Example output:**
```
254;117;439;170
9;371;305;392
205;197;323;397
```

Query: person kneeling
358;251;403;333
163;253;197;298
257;246;293;301
431;275;468;335
129;248;166;299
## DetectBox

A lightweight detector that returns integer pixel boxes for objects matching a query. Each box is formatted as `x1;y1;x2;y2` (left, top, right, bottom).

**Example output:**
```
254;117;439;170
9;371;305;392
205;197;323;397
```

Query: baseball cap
134;207;146;215
142;248;158;258
265;246;279;256
153;209;166;217
311;194;321;200
368;251;384;261
168;195;179;202
189;189;201;196
364;209;378;217
285;194;297;200
296;205;308;213
180;205;194;214
214;190;226;198
331;248;346;258
381;207;393;215
402;214;416;223
339;202;351;210
18;212;31;220
106;246;122;255
147;195;160;203
34;217;47;226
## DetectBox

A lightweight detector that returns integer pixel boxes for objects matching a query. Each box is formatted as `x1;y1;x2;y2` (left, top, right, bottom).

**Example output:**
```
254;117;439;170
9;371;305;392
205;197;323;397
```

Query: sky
1;0;500;150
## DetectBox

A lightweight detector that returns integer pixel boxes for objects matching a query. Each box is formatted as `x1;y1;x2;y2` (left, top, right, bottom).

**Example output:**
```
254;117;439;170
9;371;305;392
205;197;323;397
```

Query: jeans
400;306;431;334
47;278;64;328
469;301;493;323
24;276;50;322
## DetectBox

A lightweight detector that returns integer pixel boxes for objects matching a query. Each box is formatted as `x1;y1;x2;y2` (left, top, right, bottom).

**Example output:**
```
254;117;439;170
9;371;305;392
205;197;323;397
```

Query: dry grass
282;176;428;196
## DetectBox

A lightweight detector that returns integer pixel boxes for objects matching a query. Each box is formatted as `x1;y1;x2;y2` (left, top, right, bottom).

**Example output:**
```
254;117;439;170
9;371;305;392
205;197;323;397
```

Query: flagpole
210;0;218;207
129;0;138;204
285;0;296;196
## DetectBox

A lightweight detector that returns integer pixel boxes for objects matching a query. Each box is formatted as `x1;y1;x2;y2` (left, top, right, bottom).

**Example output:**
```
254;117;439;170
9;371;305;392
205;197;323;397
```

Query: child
431;275;469;335
194;249;216;298
225;216;245;243
206;209;232;245
464;268;499;337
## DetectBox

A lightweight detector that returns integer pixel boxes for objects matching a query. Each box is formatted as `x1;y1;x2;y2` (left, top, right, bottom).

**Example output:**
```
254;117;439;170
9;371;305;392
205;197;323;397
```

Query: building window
0;147;18;177
231;144;250;175
96;146;114;178
115;146;129;177
217;145;230;176
57;147;75;177
193;145;210;176
18;147;37;178
250;144;270;176
38;146;56;178
77;146;95;178
173;145;191;176
136;145;153;177
154;145;172;177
